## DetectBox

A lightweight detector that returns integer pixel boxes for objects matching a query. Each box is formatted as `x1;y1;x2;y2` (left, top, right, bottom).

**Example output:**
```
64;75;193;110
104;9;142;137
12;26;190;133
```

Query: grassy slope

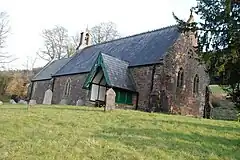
209;85;238;120
209;85;228;95
0;105;239;160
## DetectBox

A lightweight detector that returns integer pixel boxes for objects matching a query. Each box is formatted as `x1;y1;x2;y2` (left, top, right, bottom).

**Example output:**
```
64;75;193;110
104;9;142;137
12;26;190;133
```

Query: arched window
64;78;71;97
193;74;199;94
177;68;184;88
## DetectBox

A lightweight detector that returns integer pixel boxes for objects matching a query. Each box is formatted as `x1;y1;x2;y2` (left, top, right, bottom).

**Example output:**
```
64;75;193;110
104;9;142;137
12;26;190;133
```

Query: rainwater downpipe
147;64;156;111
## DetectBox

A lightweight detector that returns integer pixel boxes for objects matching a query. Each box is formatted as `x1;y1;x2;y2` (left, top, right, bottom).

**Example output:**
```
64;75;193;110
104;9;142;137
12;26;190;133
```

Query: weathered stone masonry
130;66;154;110
130;64;164;110
31;80;51;104
162;33;209;117
52;73;88;105
129;33;209;117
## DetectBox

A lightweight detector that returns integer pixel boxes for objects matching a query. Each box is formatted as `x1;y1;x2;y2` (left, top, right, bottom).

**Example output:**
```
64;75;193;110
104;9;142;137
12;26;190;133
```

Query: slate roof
101;53;136;91
32;58;70;81
83;53;136;91
54;25;180;76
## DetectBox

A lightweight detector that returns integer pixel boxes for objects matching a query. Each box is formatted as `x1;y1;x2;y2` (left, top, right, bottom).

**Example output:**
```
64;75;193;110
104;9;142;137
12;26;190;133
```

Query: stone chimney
187;9;198;47
76;27;92;50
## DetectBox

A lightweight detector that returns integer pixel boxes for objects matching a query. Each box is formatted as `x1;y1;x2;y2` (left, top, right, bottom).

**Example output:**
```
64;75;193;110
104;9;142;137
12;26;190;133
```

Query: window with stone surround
63;78;71;97
177;67;184;88
193;74;199;94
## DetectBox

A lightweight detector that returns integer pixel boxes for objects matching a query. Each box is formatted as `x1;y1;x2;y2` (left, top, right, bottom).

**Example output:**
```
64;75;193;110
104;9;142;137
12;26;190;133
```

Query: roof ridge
100;52;129;64
85;24;178;49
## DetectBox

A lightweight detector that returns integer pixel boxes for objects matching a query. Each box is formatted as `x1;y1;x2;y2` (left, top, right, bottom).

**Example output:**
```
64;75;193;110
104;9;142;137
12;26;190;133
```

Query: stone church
30;14;210;117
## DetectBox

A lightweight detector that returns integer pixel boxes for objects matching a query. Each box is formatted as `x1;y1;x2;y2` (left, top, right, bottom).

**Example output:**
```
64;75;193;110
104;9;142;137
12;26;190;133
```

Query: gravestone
43;89;53;105
29;99;36;105
60;99;67;105
105;88;116;111
18;99;27;105
10;99;16;104
76;99;84;106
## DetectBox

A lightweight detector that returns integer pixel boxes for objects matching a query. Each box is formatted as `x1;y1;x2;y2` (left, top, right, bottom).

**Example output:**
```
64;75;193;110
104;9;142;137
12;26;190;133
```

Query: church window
64;78;71;97
177;67;184;88
193;74;199;94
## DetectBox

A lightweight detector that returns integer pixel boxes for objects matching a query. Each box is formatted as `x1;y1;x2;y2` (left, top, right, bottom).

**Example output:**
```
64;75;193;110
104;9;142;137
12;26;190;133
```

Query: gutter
128;60;163;68
31;78;51;82
52;71;90;78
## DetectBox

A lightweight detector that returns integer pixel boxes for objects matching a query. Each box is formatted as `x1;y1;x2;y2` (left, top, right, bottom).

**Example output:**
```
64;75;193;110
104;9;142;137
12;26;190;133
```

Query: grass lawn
209;85;228;95
0;105;239;160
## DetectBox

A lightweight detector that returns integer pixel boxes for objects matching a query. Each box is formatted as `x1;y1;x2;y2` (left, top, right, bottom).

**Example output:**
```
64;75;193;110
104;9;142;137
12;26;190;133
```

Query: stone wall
162;33;210;117
130;64;163;110
52;73;89;105
130;66;152;110
31;80;51;104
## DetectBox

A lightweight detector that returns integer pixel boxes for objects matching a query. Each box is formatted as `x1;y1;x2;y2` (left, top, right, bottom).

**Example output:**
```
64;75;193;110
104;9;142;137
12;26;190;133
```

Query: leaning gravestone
105;88;116;111
43;89;53;105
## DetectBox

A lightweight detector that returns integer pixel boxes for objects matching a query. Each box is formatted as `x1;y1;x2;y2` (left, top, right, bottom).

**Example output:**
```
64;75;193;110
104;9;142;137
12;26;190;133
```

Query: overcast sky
1;0;197;69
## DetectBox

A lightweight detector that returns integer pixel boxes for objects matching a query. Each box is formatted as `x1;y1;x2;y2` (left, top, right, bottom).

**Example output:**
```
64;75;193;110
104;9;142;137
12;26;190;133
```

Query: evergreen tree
173;0;240;102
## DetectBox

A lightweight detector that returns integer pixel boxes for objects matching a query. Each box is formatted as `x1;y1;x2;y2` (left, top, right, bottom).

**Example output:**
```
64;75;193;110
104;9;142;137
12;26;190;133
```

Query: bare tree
37;25;69;61
38;23;120;61
0;11;15;64
66;44;76;57
22;54;38;81
22;54;38;71
90;21;120;44
66;32;81;57
71;32;81;49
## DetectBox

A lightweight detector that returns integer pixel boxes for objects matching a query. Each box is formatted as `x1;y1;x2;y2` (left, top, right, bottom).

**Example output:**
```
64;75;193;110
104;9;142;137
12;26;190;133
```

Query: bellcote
76;27;92;50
